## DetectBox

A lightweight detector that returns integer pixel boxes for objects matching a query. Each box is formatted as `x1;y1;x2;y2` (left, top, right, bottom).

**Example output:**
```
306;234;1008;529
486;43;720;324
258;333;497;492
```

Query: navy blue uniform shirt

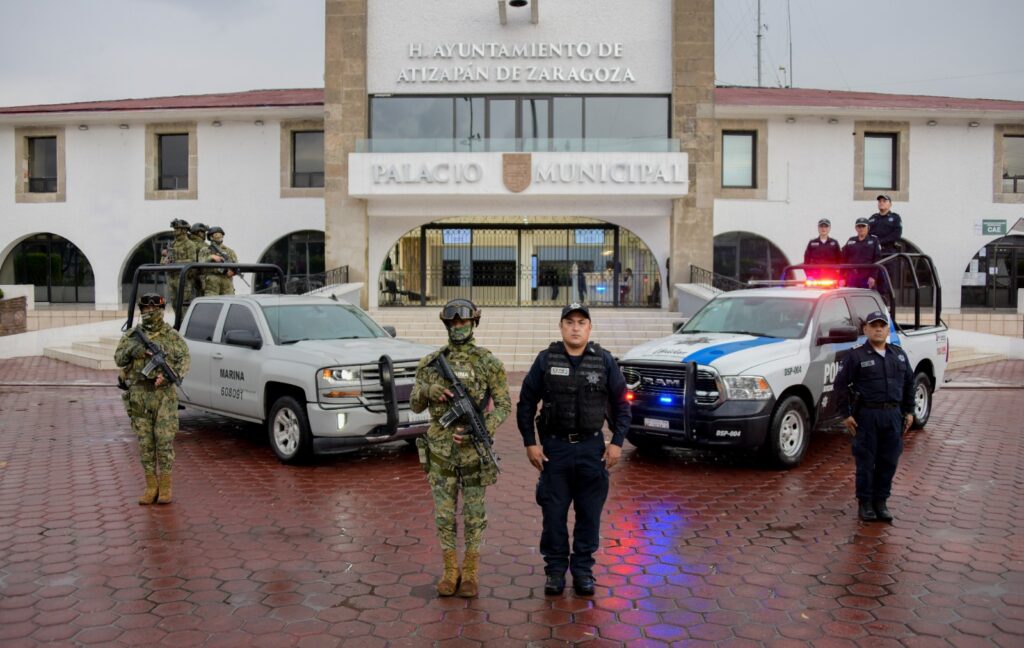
516;342;631;447
834;343;915;418
868;211;903;250
803;236;842;265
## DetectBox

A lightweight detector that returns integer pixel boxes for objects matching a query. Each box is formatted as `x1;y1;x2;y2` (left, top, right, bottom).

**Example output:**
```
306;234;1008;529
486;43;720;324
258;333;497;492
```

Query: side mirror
224;329;263;349
382;325;397;337
817;326;859;345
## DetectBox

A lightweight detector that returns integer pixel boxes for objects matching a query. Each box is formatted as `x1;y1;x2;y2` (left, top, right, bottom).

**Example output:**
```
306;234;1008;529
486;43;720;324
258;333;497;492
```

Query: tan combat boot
138;474;158;505
437;549;460;596
457;550;480;598
156;473;173;504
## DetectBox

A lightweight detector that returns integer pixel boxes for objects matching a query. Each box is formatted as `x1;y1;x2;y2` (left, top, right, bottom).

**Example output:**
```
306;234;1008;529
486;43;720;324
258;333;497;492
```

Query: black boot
573;574;596;596
858;499;878;522
873;499;893;523
544;574;565;596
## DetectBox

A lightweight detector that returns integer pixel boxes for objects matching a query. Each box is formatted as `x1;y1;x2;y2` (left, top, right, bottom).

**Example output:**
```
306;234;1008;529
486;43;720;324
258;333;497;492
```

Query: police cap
863;310;888;325
560;302;591;321
876;194;892;202
817;218;831;227
855;217;870;226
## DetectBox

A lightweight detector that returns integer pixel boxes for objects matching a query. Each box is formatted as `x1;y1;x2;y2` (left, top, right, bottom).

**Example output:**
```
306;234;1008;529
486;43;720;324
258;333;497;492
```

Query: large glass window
256;230;325;294
722;131;756;188
584;97;668;140
292;131;324;188
681;296;815;340
221;304;261;342
455;97;484;150
864;133;897;190
1003;135;1024;194
28;137;57;193
370;97;454;151
816;298;855;338
714;231;789;284
158;133;189;190
4;233;95;304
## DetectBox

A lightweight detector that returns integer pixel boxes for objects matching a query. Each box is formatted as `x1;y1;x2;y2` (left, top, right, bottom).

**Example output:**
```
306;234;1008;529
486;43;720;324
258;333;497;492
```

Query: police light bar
804;279;838;288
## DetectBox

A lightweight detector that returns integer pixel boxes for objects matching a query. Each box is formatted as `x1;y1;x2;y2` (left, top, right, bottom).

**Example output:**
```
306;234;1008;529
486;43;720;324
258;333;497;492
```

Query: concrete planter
0;297;28;336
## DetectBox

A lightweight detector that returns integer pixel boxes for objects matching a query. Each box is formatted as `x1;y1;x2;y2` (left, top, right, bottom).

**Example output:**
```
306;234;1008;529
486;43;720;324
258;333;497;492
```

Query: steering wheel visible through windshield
261;303;386;344
680;296;815;339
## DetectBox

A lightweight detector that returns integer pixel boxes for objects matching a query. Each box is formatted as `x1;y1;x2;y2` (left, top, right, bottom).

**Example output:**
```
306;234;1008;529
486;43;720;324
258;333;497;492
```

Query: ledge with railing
355;137;681;154
689;265;746;293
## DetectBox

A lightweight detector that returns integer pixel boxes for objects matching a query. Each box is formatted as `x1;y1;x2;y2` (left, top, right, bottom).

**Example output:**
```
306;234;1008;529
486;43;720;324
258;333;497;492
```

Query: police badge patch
585;372;601;385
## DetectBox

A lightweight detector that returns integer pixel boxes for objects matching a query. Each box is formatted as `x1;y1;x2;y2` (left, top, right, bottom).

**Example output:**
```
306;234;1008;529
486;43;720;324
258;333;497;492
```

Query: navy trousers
852;408;904;500
535;433;609;578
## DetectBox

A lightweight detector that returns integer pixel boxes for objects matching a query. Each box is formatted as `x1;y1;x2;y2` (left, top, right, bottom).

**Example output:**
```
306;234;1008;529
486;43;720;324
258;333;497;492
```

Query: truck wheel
268;396;312;463
910;372;932;430
765;396;810;469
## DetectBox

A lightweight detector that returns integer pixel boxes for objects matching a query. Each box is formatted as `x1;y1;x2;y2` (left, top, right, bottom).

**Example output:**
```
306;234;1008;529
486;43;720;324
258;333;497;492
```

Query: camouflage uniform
203;240;238;296
114;314;190;480
410;341;510;553
187;227;208;305
163;226;193;304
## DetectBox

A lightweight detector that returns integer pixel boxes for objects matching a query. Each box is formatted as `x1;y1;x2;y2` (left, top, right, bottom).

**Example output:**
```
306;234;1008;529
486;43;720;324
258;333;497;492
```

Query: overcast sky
0;0;1021;107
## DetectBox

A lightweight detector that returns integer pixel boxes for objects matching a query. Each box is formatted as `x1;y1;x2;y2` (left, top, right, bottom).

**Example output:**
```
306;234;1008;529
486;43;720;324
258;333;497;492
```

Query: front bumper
306;403;428;453
627;397;775;450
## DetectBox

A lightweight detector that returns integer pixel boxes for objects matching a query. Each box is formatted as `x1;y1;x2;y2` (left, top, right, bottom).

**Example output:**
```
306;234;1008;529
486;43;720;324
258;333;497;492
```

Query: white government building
1;0;1023;339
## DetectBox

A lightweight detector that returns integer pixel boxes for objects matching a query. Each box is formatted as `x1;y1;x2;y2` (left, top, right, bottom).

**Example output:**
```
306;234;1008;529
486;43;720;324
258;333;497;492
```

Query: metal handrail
689;265;745;292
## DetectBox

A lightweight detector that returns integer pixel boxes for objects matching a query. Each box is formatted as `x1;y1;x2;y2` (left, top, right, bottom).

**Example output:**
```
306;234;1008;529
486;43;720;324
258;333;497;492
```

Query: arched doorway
256;230;325;294
961;235;1024;309
379;219;662;307
884;238;935;308
713;231;789;283
120;232;175;302
0;233;94;303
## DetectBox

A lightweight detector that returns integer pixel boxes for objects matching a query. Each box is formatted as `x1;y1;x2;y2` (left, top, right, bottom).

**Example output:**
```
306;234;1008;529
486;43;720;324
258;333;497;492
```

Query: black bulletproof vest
541;342;608;434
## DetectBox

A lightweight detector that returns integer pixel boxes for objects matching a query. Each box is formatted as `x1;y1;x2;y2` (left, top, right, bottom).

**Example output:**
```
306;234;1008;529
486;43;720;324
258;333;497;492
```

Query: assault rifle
132;328;190;399
432;352;500;472
207;241;250;287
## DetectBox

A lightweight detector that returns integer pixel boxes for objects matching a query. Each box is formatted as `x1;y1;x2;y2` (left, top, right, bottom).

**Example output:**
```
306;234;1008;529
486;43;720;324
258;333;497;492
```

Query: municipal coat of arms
502;153;531;193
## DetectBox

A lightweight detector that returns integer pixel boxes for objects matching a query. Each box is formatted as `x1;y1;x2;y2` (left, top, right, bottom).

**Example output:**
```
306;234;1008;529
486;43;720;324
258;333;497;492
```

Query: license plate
644;417;670;430
407;410;430;424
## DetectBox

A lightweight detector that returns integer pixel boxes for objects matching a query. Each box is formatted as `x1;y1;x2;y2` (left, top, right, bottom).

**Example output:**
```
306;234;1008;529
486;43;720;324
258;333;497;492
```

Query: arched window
120;232;175;302
1;233;94;303
713;231;789;283
961;235;1024;309
256;230;325;294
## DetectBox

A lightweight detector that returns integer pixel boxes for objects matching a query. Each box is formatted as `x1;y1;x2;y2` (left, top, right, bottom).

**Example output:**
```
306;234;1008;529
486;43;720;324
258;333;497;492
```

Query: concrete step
71;340;117;355
43;346;118;371
946;349;1007;371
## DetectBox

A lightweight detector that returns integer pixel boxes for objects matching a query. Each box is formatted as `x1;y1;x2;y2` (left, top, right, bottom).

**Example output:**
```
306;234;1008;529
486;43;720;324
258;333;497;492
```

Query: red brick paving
1;356;1022;646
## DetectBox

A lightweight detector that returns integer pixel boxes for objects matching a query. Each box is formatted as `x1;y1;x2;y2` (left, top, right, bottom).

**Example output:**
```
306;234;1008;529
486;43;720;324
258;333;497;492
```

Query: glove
425;383;446;403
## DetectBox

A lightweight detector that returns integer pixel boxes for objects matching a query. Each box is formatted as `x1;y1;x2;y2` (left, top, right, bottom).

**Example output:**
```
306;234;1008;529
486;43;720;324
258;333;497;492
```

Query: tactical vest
541;342;608;434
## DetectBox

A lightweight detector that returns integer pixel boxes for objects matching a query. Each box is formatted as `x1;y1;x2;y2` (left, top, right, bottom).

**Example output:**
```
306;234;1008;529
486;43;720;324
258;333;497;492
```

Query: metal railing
356;137;681;154
689;265;746;293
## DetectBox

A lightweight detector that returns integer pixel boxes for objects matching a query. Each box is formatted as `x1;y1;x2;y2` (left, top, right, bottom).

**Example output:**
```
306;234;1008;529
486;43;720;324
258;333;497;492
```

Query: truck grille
620;364;721;405
360;361;420;409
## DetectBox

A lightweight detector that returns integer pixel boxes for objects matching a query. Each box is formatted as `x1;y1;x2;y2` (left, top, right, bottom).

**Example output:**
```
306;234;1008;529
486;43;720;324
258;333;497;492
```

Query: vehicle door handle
212;352;224;360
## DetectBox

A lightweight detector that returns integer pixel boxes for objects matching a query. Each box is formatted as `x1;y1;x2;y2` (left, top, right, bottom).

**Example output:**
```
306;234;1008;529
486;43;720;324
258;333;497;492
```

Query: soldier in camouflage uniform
161;218;192;305
114;293;190;505
410;299;511;597
185;222;208;307
203;226;239;296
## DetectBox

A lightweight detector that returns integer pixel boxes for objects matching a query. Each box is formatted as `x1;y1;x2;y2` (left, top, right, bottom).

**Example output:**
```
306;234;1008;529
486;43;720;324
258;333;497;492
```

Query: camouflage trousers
123;386;178;475
203;273;234;296
427;467;487;552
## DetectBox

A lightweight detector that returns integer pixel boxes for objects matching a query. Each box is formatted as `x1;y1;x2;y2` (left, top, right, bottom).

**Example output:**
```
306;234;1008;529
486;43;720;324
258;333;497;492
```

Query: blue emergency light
659;395;674;405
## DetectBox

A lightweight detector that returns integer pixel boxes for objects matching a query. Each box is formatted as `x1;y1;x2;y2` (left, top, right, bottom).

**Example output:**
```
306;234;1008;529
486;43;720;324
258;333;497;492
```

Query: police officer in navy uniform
516;303;631;597
842;218;882;290
803;218;842;267
834;310;915;523
868;195;903;255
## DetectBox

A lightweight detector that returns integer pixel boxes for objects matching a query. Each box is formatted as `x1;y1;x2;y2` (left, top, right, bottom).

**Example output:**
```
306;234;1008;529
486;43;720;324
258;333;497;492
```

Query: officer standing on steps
114;293;190;505
833;310;915;523
516;303;631;597
803;218;842;278
410;299;511;598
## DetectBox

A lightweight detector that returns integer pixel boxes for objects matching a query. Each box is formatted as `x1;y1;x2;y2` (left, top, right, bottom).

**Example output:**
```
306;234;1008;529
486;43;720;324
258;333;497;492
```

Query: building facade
2;0;1023;314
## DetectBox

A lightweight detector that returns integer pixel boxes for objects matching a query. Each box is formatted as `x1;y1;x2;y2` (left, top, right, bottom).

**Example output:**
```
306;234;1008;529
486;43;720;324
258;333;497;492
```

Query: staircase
370;307;682;371
43;335;120;371
946;346;1007;371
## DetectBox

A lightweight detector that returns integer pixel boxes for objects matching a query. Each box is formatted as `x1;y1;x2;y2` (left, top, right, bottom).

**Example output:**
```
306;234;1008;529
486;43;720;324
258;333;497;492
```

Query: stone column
670;0;715;309
324;0;369;307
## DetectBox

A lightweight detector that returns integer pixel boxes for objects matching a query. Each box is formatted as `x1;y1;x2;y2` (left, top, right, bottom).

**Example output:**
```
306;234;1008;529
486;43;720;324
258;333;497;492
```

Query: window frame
714;120;767;200
280;119;325;198
157;133;190;191
720;130;757;189
862;132;898;191
853;120;909;202
291;130;325;188
145;122;197;200
14;126;66;204
994;124;1024;204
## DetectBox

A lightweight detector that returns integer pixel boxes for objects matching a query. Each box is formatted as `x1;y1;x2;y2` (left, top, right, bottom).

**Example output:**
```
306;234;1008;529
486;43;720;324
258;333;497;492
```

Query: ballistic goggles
440;301;479;322
139;293;166;308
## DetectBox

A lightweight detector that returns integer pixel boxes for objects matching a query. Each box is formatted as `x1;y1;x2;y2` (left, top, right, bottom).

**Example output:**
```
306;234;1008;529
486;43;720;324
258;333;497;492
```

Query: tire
910;372;932;430
764;396;811;469
268;396;312;463
627;432;661;453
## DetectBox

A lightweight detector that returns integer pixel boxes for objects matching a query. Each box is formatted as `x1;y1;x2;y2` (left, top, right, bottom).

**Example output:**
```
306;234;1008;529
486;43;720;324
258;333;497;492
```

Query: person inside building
516;303;631;597
410;299;511;598
203;226;239;296
842;218;882;290
803;218;842;280
833;310;915;523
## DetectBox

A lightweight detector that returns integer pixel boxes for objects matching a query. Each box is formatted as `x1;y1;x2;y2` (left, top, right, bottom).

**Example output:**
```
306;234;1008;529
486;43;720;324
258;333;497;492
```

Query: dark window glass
714;231;788;283
584;97;669;140
847;295;885;326
158;133;189;190
261;304;384;343
455;97;484;151
553;97;583;148
816;298;854;338
442;260;461;287
292;131;324;188
370;97;454;150
28;137;57;193
255;230;325;294
681;296;815;339
10;233;94;303
184;303;222;342
522;98;549;150
487;98;517;150
864;133;897;190
722;131;756;188
472;260;516;287
1003;135;1024;193
221;304;261;342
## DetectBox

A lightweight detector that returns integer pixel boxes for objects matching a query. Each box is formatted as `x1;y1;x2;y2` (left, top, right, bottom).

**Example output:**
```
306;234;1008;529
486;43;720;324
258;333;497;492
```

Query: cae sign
983;219;1007;236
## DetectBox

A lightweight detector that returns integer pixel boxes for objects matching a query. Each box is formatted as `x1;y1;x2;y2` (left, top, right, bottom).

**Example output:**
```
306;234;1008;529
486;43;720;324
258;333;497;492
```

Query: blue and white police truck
617;255;948;468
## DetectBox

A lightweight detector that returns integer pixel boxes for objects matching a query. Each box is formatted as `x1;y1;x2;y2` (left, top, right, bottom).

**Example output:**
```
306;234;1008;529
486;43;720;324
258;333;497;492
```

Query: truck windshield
681;297;815;339
261;304;385;344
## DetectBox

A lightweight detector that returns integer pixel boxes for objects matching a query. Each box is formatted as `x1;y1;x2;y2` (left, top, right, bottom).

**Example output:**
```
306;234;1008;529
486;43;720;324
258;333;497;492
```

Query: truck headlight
722;376;773;400
321;367;359;384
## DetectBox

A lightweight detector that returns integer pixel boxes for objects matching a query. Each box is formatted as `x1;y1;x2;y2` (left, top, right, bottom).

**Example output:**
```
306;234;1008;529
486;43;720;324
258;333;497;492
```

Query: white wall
0;117;324;309
713;117;1024;309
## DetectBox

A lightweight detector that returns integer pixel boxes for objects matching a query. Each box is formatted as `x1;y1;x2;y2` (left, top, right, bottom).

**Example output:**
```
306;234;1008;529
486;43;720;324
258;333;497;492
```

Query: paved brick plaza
1;356;1022;647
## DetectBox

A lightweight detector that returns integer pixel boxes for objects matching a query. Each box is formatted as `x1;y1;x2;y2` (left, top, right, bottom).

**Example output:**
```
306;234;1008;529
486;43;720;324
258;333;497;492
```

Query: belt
860;402;899;409
547;431;600;444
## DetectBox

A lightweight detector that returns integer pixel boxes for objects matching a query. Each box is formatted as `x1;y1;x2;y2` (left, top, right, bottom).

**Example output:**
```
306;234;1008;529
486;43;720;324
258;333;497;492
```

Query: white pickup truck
618;276;948;468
